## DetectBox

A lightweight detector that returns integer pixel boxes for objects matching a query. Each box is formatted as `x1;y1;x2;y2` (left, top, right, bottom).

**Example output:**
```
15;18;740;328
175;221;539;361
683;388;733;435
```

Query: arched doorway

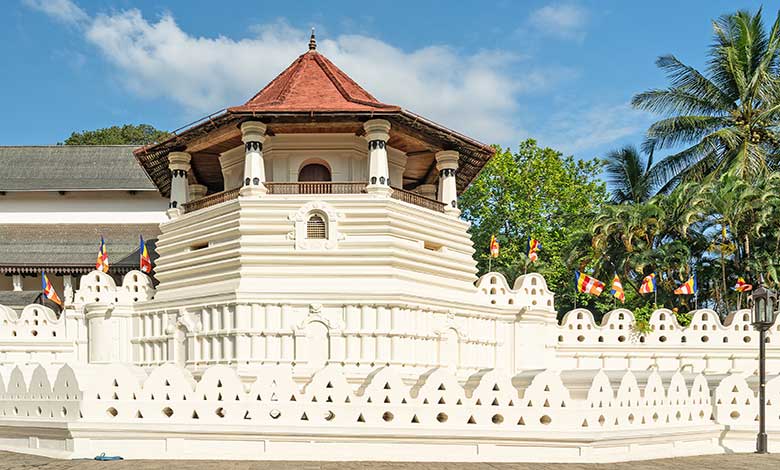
298;163;331;182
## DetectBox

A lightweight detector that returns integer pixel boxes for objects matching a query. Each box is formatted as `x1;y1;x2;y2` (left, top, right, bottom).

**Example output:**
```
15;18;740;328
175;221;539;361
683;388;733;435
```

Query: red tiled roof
228;50;400;113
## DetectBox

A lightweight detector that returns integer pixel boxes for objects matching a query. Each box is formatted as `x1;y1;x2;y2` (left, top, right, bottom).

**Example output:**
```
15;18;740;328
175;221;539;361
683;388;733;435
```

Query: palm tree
632;8;780;189
603;145;662;203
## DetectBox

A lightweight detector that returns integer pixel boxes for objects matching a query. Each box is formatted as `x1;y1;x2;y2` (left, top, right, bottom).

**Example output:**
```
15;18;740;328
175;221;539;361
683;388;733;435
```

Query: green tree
603;145;663;203
459;139;608;316
632;8;780;188
62;124;169;146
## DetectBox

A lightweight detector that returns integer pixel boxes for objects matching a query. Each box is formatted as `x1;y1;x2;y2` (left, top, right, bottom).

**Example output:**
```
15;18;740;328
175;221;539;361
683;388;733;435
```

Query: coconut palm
603;145;663;203
632;8;780;189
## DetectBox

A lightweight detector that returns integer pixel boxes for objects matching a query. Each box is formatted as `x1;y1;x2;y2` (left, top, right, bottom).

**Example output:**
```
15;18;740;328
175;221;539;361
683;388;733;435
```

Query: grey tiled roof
0;224;160;274
0;291;41;309
0;146;157;191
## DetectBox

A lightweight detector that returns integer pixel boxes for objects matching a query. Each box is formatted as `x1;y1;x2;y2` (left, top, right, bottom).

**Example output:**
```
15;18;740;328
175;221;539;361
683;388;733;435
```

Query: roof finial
308;27;317;51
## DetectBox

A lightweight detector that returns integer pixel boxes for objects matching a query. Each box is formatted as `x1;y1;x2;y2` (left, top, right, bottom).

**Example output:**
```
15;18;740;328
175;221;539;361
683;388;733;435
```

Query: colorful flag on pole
674;275;697;295
639;273;656;294
527;238;541;263
95;236;109;273
733;277;753;292
139;235;152;273
41;271;62;306
610;273;625;302
489;235;500;258
574;270;605;296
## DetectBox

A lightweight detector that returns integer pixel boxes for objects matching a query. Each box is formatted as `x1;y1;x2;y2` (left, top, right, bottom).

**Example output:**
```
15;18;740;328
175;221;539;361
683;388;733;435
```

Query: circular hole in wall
730;411;740;419
540;415;552;425
577;335;585;342
215;407;225;418
659;336;667;342
382;412;394;422
162;407;174;418
491;414;504;424
61;407;67;417
618;336;626;342
744;336;751;343
701;336;709;343
324;411;335;421
628;413;635;424
107;407;118;417
436;412;448;423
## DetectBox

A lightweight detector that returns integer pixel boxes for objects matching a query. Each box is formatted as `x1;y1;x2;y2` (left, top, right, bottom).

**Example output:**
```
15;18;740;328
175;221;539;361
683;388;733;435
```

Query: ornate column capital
363;119;391;142
435;150;459;171
168;151;191;173
240;121;267;144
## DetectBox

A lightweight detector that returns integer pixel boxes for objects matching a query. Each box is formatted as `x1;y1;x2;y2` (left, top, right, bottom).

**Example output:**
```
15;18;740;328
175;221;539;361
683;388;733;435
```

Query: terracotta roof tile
228;51;400;113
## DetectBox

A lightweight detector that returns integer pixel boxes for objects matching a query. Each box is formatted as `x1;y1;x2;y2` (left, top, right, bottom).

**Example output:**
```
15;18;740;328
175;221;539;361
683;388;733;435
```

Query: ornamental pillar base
166;207;183;219
239;184;268;197
444;206;461;217
367;185;393;197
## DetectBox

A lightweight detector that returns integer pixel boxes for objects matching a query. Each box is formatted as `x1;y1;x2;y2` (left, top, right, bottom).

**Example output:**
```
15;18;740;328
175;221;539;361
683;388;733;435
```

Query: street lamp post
750;277;777;454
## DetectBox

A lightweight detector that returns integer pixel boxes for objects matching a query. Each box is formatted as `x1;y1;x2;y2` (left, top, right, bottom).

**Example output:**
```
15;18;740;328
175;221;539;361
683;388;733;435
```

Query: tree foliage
632;8;780;189
62;124;169;146
460;140;608;316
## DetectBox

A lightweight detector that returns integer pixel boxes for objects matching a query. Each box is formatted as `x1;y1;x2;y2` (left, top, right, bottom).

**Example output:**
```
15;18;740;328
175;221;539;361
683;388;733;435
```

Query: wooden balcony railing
390;187;447;213
182;187;240;213
182;182;447;214
266;182;367;195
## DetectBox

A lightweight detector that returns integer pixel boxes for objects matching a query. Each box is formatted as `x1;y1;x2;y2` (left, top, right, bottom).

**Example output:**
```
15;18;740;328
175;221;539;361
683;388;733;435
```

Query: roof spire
308;28;316;51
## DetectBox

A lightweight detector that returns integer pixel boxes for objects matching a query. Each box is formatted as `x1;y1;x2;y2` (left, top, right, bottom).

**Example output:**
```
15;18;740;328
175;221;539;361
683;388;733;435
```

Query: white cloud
23;0;87;26
26;5;577;145
536;102;653;158
528;3;588;42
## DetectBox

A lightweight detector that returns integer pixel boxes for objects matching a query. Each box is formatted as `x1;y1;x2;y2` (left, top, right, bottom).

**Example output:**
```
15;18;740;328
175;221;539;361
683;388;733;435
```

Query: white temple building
0;35;779;463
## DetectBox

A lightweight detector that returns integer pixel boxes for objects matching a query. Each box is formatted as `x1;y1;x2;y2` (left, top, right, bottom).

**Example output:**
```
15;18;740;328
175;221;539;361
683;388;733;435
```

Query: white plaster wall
0;191;167;224
262;134;374;183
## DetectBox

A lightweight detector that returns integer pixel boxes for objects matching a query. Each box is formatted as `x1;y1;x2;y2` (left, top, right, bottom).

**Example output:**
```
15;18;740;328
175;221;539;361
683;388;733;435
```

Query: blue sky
2;0;769;163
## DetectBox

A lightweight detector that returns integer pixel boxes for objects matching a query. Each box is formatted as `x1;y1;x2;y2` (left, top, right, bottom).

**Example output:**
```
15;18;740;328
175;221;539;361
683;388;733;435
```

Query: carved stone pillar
240;121;268;196
364;119;391;195
167;151;191;218
435;150;460;215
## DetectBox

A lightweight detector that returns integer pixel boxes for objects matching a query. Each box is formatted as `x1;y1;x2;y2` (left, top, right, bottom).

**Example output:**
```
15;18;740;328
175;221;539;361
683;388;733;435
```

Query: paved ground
3;452;780;470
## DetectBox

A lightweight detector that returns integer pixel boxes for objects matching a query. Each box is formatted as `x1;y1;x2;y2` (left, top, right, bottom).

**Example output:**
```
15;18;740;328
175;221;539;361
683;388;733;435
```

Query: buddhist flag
489;235;500;258
734;277;753;292
639;273;656;294
674;275;697;295
527;238;541;263
95;236;109;273
139;235;152;273
574;270;605;296
41;271;62;307
610;273;625;303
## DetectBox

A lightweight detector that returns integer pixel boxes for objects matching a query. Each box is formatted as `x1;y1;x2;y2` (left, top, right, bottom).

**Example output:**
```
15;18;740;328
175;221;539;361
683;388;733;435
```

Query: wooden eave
134;110;495;197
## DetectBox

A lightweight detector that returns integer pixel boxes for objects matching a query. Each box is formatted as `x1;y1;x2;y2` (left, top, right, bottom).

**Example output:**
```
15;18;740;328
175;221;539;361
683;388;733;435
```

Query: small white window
307;214;327;239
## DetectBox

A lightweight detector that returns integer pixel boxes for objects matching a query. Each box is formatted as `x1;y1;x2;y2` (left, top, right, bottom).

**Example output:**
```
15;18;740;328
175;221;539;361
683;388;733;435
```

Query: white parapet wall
3;270;780;462
0;362;776;462
556;307;780;373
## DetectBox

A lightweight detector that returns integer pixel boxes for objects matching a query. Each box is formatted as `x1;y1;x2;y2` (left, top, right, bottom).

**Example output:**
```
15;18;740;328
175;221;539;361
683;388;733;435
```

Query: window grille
307;214;327;239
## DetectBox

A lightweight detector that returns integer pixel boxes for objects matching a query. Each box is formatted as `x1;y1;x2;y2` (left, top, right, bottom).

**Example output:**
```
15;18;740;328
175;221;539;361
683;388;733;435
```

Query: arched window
298;163;331;182
306;214;327;239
